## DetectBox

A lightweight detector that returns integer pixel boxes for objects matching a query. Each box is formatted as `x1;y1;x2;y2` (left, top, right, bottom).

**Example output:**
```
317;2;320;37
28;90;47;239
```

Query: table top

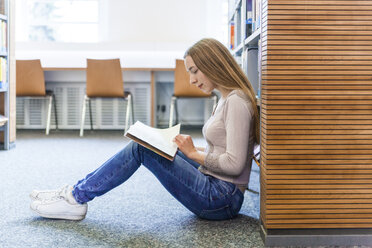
16;50;182;70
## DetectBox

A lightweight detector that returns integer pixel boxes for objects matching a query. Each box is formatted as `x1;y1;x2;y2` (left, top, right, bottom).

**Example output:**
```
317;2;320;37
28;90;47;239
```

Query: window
16;0;99;42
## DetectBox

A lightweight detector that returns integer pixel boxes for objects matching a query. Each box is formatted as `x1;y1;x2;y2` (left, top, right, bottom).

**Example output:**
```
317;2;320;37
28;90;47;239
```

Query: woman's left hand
173;134;198;158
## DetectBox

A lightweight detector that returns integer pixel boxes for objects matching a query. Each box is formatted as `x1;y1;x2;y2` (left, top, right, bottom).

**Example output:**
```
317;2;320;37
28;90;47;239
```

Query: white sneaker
30;184;70;201
30;185;87;220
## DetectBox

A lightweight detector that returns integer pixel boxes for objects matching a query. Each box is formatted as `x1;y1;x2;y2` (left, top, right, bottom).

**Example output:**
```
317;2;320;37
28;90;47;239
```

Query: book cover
230;22;235;50
125;121;181;161
246;0;253;38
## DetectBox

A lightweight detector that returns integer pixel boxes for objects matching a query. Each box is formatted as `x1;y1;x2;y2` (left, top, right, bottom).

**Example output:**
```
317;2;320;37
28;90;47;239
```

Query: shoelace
40;185;70;202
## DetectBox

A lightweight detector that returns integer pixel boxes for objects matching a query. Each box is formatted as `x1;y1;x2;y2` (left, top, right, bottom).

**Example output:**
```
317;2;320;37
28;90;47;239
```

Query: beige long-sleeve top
199;89;255;188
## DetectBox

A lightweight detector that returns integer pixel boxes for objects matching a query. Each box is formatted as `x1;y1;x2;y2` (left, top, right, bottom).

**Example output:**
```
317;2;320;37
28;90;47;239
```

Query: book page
125;121;180;157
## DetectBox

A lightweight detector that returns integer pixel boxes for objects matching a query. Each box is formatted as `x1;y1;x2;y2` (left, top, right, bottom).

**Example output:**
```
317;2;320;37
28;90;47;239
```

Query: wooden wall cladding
260;0;372;229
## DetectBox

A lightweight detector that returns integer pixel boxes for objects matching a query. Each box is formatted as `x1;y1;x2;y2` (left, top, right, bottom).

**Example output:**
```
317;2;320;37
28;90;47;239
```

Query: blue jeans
72;141;244;220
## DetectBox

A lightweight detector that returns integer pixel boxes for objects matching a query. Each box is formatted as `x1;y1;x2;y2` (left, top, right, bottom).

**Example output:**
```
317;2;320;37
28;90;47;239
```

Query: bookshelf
0;0;10;150
228;0;261;96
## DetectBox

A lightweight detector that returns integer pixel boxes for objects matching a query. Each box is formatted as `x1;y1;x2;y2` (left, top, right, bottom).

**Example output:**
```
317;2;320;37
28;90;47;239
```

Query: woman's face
184;56;216;94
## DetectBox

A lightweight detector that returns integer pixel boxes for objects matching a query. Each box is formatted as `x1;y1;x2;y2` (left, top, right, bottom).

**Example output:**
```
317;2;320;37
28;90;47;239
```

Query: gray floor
0;129;263;248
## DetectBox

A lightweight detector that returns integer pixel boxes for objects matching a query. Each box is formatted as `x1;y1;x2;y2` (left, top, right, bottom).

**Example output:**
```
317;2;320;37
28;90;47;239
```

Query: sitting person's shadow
28;213;261;247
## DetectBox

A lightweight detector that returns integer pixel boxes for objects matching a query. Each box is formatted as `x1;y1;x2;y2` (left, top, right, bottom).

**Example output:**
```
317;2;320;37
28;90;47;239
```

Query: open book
125;121;181;161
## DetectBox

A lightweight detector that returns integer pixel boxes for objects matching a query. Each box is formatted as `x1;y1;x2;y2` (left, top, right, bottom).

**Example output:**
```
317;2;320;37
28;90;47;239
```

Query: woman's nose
189;75;197;85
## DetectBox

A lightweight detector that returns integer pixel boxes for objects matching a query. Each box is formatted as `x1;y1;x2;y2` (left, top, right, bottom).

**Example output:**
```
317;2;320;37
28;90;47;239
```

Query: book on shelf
0;57;7;90
246;0;261;35
246;0;253;38
125;121;181;161
0;114;7;126
234;9;242;48
0;81;7;90
255;0;261;30
230;22;235;49
2;20;6;52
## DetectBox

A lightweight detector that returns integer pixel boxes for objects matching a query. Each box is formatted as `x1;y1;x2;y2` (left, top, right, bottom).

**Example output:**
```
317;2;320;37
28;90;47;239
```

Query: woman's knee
126;140;138;150
124;141;142;161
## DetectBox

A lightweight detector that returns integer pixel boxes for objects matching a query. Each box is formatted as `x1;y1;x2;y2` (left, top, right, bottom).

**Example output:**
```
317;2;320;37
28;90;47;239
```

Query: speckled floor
0;129;263;248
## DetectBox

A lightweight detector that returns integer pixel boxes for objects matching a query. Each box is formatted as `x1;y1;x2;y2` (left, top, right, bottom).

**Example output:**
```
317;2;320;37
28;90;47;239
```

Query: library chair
80;58;134;136
169;59;218;127
16;59;58;135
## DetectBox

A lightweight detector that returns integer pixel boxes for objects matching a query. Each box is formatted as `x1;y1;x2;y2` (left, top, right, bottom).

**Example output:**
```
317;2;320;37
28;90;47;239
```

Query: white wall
16;0;227;52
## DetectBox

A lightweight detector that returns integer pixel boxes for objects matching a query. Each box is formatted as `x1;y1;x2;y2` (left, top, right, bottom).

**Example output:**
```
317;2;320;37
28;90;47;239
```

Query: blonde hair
184;38;260;144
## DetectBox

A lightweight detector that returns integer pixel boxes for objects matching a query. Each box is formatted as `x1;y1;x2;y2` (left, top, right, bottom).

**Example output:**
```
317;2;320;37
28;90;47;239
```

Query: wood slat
264;65;372;70
269;5;372;10
267;10;372;15
265;170;372;175
261;124;372;130
267;174;372;179
268;17;372;22
263;128;372;134
263;86;372;90
267;189;372;195
267;194;372;199
261;95;372;100
268;214;372;219
270;1;372;5
262;109;372;115
262;104;372;110
267;30;372;36
267;20;372;25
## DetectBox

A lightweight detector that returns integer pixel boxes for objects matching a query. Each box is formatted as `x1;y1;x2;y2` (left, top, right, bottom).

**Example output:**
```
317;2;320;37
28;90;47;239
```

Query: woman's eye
192;69;198;74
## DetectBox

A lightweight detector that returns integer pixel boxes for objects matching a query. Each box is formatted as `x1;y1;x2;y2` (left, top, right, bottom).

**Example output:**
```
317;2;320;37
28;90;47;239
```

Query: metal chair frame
79;91;134;136
169;92;218;127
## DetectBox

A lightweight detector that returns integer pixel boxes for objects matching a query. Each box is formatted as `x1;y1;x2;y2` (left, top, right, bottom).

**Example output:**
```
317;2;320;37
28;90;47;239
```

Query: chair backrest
16;59;46;96
86;58;124;98
174;59;211;97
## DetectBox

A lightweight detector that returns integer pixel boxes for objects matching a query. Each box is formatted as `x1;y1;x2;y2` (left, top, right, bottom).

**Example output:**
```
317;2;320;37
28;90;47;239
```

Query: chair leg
45;95;53;135
169;96;176;128
124;93;132;134
52;93;58;130
88;98;93;131
131;93;134;125
175;98;179;125
80;95;88;137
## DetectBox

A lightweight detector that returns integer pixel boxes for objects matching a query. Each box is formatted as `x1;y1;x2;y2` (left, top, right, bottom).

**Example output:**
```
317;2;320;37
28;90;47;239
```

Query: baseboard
0;141;15;150
261;224;372;247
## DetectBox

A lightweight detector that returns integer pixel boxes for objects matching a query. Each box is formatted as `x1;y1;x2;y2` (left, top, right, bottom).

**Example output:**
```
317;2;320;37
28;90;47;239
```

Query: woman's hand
173;134;206;165
173;134;198;158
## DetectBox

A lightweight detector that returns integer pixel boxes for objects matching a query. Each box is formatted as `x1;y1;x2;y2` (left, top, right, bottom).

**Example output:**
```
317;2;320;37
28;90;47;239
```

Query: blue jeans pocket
230;186;244;216
199;205;233;220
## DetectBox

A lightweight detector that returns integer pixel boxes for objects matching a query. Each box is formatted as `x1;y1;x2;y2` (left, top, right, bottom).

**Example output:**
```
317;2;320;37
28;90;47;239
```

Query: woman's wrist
188;149;199;160
188;150;205;166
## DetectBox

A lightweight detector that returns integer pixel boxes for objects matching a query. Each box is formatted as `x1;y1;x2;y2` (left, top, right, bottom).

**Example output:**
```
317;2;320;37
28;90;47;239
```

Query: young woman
30;38;260;221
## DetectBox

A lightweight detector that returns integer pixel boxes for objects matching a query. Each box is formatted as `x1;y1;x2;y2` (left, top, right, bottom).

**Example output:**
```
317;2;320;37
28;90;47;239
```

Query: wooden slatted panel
260;0;269;231
260;0;372;229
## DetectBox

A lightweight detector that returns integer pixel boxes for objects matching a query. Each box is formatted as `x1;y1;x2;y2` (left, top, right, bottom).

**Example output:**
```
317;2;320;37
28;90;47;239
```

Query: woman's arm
173;134;206;165
196;147;205;152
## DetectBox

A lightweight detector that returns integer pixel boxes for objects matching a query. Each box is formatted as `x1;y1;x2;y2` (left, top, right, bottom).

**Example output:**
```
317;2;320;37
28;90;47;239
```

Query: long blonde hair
184;38;260;144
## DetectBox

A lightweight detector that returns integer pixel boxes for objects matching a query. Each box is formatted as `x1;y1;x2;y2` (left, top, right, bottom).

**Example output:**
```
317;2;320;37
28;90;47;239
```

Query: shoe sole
30;206;86;221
